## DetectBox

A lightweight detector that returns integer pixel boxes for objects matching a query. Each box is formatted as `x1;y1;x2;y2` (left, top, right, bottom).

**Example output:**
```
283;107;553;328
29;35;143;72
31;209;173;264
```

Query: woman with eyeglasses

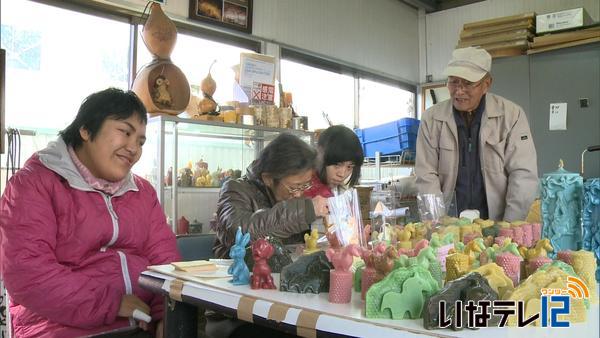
212;133;329;259
304;125;364;199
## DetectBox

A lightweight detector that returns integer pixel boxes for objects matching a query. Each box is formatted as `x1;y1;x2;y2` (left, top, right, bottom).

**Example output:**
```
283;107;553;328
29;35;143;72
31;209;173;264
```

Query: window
0;0;132;192
136;29;255;105
0;0;131;132
358;78;415;128
280;59;355;130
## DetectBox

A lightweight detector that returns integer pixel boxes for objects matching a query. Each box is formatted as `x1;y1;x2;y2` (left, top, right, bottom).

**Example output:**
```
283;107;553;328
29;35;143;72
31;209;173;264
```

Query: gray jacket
212;169;316;258
415;93;538;221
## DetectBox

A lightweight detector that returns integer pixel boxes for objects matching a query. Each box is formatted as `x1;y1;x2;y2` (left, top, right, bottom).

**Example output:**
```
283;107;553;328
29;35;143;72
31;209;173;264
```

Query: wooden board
532;26;600;48
460;20;534;39
528;36;600;54
458;39;529;51
489;48;526;59
459;29;533;47
463;12;535;30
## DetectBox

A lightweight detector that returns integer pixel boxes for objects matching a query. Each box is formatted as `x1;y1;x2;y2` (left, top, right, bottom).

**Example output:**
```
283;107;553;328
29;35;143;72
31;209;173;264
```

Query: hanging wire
139;1;154;32
5;128;21;184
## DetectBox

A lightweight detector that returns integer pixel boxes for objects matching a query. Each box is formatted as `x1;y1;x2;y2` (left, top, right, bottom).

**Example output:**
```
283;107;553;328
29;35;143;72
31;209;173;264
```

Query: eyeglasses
281;181;313;195
446;77;486;91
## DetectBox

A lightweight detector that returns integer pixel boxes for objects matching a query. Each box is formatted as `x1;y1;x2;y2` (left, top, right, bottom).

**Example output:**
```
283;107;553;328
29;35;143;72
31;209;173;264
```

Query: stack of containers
354;118;420;159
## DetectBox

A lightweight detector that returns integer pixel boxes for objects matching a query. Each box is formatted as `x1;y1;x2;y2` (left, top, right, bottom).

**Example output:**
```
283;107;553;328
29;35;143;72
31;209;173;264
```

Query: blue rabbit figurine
229;227;251;285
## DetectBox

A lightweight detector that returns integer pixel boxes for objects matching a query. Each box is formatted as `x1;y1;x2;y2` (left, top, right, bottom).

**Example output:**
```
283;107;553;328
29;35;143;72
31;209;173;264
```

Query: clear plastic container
266;105;279;128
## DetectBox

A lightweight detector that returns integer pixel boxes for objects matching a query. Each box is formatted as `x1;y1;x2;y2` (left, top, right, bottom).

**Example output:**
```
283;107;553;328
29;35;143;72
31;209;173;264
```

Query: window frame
281;47;417;128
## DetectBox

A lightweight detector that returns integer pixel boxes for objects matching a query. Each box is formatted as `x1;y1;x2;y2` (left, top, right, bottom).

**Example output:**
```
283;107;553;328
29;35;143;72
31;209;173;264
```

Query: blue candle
541;160;583;258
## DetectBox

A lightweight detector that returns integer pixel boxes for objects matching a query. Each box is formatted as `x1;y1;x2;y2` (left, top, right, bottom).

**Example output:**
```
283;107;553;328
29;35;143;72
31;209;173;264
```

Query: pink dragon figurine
326;244;361;303
250;238;276;289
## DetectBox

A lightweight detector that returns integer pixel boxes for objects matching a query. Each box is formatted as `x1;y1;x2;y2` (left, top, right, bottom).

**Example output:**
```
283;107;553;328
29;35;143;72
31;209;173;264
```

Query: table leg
164;296;198;337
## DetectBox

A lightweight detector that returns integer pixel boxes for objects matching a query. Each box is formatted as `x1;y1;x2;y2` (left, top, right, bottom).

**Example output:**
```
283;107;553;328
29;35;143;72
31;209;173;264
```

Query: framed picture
189;0;253;34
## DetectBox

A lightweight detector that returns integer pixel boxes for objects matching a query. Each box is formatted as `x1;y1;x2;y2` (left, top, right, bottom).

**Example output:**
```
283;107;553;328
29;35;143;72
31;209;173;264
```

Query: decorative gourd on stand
197;60;219;115
132;3;189;115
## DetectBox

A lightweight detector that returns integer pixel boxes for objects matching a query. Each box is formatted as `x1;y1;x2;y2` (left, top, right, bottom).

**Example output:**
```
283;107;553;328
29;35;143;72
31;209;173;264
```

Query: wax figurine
326;244;361;303
359;243;386;300
228;227;250;285
303;228;320;254
251;238;276;289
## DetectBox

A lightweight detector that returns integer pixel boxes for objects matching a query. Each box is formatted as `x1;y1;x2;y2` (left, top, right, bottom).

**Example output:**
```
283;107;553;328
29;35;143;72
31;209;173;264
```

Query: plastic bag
327;188;366;247
416;192;457;224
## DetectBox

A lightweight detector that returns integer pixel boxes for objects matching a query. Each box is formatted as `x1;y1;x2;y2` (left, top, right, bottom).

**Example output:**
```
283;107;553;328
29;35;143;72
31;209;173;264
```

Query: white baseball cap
443;47;492;82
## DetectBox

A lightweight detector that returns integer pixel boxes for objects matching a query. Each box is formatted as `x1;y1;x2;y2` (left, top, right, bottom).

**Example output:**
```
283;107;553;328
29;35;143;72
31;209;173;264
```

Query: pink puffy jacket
0;139;180;338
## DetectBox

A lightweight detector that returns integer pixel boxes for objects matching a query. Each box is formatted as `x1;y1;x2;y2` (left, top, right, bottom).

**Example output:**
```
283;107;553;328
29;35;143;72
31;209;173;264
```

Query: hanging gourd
132;3;190;115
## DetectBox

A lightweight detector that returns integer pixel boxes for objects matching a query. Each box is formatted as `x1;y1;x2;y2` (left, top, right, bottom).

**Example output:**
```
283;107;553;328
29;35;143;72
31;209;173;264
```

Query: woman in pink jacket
0;88;180;337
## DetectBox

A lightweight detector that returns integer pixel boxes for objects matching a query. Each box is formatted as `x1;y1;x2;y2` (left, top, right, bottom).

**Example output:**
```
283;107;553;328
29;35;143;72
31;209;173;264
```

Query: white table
140;265;599;338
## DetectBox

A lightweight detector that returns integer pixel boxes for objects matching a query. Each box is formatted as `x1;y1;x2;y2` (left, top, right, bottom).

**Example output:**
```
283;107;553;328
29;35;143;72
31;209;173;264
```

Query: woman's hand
155;320;164;338
118;294;150;319
312;196;329;217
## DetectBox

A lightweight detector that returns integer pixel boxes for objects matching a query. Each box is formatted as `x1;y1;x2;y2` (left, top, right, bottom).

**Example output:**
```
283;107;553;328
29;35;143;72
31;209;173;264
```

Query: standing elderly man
415;47;538;222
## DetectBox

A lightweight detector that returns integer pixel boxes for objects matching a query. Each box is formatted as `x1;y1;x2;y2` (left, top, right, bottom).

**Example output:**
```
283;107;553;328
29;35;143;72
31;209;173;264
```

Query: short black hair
251;133;316;183
317;125;364;186
60;88;147;148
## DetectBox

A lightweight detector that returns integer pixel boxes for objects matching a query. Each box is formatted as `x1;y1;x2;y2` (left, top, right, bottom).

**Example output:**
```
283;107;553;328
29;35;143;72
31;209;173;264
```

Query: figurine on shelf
326;244;361;303
164;166;173;186
229;228;250;285
176;216;189;235
177;166;193;187
251;238;276;289
303;228;319;254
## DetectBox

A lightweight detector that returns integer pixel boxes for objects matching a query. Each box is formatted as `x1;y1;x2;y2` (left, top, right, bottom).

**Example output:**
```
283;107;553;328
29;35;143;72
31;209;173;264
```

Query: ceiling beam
401;0;437;13
437;0;485;11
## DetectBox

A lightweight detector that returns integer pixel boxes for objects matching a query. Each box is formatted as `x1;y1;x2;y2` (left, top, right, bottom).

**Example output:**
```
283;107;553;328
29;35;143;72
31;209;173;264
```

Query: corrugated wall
424;0;600;81
252;0;419;83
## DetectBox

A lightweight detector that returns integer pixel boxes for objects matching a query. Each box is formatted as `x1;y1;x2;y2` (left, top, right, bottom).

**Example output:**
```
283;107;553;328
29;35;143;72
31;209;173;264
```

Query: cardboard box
536;8;594;34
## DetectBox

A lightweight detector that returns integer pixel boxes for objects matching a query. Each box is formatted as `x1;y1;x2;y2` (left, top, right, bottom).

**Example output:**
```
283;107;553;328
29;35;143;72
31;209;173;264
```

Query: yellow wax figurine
523;238;553;261
445;253;470;282
510;220;527;227
397;228;412;249
472;263;514;298
478;219;495;228
505;267;586;326
570;250;598;304
497;221;511;228
303;228;320;254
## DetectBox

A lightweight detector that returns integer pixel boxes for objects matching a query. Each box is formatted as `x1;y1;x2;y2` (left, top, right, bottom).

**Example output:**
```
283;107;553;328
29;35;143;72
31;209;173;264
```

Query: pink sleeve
141;183;181;320
0;174;122;328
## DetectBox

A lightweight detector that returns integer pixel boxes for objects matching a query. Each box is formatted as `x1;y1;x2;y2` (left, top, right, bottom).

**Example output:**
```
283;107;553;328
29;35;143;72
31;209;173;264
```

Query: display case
134;115;314;233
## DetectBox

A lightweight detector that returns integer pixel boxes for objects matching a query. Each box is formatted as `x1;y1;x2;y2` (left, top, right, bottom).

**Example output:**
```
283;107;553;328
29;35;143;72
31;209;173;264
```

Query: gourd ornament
198;60;219;114
131;3;190;115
